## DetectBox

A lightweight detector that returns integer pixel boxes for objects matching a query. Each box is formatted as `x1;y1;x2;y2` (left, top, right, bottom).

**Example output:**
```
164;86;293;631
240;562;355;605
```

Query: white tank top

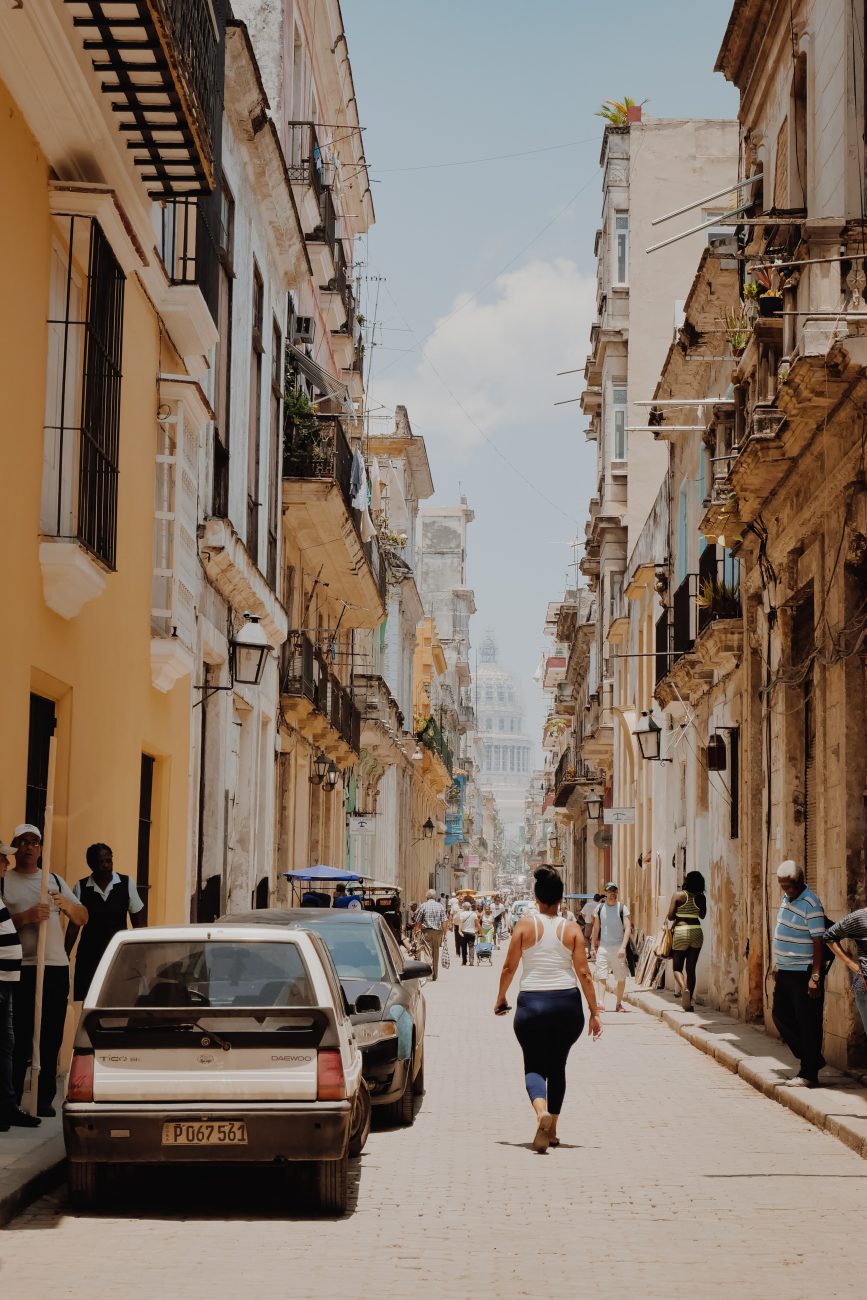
520;914;578;992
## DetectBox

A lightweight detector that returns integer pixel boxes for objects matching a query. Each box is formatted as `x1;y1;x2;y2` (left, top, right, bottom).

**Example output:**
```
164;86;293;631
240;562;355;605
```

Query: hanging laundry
350;448;368;510
359;506;377;543
385;461;409;530
369;457;383;512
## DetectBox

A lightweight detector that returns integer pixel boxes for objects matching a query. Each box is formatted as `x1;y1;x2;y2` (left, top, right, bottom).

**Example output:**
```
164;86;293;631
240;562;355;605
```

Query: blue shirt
774;886;825;971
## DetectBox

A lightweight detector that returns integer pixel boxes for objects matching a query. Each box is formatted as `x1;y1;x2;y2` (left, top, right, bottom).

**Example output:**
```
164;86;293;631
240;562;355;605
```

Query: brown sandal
532;1113;553;1152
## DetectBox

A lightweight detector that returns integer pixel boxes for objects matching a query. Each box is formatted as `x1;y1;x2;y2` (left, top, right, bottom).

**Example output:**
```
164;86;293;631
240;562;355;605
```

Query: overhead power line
374;135;600;174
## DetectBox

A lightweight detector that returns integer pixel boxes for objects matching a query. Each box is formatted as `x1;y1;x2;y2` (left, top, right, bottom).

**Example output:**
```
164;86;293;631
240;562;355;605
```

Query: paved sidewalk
4;953;867;1298
626;984;867;1157
0;1101;64;1227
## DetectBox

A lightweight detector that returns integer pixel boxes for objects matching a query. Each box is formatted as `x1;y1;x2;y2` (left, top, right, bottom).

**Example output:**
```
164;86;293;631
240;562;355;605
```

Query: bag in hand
655;922;674;960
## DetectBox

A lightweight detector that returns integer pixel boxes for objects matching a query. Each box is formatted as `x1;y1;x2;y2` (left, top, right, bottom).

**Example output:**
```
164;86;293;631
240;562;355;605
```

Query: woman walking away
459;898;479;966
494;867;602;1152
667;871;707;1011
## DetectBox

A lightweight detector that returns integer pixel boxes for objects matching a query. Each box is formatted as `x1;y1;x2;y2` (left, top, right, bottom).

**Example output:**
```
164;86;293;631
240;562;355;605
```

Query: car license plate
161;1121;248;1146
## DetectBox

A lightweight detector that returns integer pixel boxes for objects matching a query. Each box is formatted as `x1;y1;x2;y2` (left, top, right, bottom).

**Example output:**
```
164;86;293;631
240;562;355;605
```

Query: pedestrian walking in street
449;894;463;961
494;866;602;1152
772;860;827;1088
581;893;602;952
416;890;447;980
3;824;87;1116
667;871;707;1011
64;843;145;1001
0;840;40;1131
590;882;632;1012
459;898;479;966
824;908;867;1035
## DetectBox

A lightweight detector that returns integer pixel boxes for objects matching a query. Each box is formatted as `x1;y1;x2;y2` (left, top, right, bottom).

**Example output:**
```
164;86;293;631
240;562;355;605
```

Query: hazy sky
343;0;739;751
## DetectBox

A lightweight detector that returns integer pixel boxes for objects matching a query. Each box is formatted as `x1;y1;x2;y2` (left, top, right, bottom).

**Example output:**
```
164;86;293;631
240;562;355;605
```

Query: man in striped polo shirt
0;840;40;1130
772;859;826;1088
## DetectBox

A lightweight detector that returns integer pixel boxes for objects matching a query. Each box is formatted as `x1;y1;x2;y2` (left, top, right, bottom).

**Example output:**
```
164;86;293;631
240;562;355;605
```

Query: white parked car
63;925;370;1214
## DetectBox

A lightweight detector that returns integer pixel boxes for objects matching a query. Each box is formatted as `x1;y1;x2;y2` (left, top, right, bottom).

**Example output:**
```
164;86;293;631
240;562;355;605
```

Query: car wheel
388;1055;415;1127
314;1152;349;1215
348;1080;372;1157
413;1047;425;1096
68;1160;103;1210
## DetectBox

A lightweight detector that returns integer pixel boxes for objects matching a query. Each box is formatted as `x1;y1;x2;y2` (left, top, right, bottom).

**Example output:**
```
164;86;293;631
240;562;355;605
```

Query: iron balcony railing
158;196;221;323
281;632;360;755
697;545;742;633
68;0;225;196
286;121;326;201
283;413;386;603
655;609;670;685
416;715;454;777
672;574;697;658
281;631;316;704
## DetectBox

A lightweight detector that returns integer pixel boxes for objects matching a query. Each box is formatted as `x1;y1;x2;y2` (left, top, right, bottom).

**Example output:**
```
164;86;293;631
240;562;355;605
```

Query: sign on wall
603;807;636;825
348;816;376;836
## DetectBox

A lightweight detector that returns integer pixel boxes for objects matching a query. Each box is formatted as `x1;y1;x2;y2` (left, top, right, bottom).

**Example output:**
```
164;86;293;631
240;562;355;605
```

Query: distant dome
474;634;531;832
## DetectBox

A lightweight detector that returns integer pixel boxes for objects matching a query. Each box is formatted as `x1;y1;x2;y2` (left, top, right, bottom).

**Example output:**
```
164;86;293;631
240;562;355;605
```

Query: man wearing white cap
4;824;87;1116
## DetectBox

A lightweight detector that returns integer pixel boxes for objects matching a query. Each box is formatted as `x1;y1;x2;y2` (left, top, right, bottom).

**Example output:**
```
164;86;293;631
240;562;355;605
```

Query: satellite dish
594;828;613;848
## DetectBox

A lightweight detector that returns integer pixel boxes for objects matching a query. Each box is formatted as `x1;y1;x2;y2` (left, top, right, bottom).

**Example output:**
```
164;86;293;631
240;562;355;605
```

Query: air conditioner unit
294;317;315;343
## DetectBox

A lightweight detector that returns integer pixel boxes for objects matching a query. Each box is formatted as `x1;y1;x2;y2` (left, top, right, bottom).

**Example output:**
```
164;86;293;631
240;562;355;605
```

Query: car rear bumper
64;1100;351;1164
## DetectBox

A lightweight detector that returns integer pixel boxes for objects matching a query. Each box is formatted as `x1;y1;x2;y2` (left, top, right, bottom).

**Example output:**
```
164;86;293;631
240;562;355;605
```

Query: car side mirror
354;993;382;1014
400;960;432;981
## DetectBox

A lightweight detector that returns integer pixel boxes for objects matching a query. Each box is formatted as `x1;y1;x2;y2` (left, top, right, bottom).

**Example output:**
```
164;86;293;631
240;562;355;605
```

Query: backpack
596;902;637;975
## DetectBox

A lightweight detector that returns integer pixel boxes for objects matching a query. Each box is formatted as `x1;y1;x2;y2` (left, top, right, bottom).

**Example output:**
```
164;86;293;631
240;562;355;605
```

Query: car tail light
317;1050;345;1101
67;1052;94;1102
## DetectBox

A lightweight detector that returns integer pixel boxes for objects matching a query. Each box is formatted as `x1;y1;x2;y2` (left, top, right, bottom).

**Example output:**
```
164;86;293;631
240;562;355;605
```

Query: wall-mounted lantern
633;710;671;763
231;613;272;686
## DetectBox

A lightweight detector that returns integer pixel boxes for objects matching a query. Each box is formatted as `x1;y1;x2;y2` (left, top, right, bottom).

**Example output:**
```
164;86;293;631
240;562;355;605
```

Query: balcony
356;672;406;767
416;715;453;779
67;0;224;196
553;752;603;809
154;195;220;363
320;242;353;331
280;631;359;765
286;121;327;233
306;186;338;286
553;680;577;718
282;414;387;627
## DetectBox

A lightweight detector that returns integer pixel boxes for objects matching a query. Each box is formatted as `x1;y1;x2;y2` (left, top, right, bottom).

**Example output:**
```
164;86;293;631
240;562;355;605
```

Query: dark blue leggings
513;988;584;1115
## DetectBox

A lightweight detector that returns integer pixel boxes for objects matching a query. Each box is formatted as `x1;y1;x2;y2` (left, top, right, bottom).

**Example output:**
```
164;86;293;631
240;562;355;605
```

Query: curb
626;987;867;1160
0;1140;65;1229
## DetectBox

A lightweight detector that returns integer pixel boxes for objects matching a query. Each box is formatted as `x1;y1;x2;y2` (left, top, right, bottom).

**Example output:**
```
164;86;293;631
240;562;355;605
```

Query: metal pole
650;174;762;227
29;735;58;1117
646;205;749;255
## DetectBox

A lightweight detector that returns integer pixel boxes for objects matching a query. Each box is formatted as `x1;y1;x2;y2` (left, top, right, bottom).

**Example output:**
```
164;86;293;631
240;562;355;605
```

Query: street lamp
584;791;603;819
633;710;671;763
456;849;464;868
310;752;330;786
421;817;434;839
231;613;272;686
322;760;339;794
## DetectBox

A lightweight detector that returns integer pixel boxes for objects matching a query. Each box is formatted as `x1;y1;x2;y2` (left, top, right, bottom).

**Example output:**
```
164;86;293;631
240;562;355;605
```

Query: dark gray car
221;909;429;1126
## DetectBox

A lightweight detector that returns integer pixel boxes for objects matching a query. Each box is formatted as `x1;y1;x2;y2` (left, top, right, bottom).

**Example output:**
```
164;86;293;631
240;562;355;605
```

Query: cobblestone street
2;950;866;1300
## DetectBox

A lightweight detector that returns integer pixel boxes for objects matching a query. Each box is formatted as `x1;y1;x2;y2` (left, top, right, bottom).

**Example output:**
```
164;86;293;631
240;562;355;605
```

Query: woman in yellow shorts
667;871;706;1011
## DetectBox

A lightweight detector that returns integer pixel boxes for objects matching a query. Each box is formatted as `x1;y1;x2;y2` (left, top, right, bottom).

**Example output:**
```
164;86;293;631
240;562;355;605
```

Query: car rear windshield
96;940;315;1009
298;920;387;981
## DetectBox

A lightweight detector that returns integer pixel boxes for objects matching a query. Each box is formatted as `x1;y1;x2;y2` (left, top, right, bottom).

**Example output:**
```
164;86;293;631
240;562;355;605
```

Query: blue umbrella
283;865;364;883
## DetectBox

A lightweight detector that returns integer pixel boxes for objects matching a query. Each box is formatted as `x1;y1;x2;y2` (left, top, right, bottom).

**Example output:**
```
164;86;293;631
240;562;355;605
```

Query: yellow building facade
0;4;224;918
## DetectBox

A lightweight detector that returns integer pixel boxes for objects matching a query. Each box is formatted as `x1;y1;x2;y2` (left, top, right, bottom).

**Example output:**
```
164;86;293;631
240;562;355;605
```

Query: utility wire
374;135;599;174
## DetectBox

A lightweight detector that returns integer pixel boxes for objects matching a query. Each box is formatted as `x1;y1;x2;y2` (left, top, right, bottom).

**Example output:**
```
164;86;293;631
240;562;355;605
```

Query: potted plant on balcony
283;382;329;475
696;576;741;623
723;304;753;357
